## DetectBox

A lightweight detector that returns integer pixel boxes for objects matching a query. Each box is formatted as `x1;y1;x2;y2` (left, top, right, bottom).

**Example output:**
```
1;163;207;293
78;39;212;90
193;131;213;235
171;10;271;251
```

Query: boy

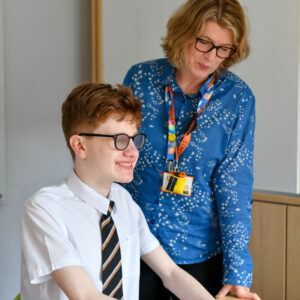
20;83;214;300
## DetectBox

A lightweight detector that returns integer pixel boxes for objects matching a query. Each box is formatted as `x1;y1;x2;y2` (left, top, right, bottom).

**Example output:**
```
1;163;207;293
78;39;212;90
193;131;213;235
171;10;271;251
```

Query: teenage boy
20;83;214;300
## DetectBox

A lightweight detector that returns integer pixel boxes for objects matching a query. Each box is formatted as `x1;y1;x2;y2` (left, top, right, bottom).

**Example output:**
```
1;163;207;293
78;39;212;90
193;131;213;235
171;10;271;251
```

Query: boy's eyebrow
89;131;140;135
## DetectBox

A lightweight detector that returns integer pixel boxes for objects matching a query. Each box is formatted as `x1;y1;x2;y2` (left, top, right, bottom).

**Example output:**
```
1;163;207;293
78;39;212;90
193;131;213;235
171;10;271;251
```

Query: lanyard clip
166;160;173;172
174;160;179;171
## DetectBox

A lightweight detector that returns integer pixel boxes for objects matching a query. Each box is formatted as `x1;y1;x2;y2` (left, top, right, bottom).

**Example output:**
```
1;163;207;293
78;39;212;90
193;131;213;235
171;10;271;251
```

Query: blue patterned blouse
123;58;255;287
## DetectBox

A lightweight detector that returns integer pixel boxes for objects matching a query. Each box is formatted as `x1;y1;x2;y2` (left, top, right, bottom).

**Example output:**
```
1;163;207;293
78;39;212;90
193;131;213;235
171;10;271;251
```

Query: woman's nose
204;48;218;61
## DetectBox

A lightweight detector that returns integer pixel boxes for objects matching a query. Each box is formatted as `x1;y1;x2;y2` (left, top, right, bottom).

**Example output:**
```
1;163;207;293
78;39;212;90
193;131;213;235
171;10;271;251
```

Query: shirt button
151;219;155;225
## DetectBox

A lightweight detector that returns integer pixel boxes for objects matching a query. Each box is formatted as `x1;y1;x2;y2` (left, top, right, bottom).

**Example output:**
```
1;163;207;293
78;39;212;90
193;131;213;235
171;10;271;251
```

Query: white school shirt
20;171;159;300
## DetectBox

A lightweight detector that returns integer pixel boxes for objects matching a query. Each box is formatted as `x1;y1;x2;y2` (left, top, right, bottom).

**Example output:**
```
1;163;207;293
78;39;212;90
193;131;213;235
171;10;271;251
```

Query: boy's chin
117;176;134;184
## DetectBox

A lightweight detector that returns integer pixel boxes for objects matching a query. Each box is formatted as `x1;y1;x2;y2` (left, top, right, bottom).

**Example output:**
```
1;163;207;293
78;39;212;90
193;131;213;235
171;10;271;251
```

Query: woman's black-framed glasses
195;37;236;59
78;133;147;151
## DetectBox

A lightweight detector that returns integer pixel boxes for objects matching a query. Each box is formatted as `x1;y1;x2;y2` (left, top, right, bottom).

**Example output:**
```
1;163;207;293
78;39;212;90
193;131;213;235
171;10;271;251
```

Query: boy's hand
216;284;261;300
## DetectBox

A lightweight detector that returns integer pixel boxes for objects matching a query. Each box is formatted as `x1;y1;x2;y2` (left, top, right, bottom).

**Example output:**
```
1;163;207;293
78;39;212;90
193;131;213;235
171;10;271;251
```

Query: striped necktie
100;200;124;299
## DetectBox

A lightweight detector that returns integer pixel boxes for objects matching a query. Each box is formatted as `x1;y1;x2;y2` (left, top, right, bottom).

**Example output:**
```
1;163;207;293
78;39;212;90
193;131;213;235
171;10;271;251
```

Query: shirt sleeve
20;195;83;284
122;186;160;256
212;88;255;287
136;204;160;256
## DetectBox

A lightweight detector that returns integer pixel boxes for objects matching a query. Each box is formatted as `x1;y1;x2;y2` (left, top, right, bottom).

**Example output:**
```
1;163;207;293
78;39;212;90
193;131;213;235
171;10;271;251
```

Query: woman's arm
213;88;257;298
142;245;215;300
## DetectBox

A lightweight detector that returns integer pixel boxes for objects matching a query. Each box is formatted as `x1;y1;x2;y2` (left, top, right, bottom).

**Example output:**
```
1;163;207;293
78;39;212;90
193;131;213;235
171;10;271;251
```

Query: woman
123;0;259;299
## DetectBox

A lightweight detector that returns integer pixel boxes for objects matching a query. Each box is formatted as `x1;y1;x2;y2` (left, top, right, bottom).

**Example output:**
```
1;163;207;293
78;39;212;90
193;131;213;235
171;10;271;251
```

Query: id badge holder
161;171;194;196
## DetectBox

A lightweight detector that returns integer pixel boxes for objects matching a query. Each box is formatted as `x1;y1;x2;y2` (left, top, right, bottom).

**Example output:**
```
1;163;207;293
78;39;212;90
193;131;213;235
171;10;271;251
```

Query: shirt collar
66;170;112;215
160;59;223;95
160;60;182;92
199;72;218;94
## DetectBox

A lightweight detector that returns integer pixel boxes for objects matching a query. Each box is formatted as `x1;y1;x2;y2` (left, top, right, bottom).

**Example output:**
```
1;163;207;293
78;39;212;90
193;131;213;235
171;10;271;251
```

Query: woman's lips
198;63;210;71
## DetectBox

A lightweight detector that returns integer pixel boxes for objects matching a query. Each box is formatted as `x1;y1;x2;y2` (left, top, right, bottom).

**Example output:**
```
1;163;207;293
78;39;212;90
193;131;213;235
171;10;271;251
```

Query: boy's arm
142;245;215;300
51;266;116;300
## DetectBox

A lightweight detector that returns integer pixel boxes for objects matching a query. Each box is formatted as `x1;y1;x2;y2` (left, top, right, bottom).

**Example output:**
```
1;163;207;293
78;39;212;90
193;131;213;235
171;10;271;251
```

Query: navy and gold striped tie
100;201;124;299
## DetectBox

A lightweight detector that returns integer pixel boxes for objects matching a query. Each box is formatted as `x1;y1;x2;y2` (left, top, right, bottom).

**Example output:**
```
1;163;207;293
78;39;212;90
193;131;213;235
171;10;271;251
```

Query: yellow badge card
161;171;194;196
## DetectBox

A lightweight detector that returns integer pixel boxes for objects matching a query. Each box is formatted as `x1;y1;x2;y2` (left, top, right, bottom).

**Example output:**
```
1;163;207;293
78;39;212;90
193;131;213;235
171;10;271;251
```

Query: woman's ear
69;135;87;159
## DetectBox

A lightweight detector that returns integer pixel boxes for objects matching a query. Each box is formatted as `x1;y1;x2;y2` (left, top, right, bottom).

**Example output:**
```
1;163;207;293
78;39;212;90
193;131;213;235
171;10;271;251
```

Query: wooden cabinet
249;201;286;299
286;206;300;299
249;193;300;300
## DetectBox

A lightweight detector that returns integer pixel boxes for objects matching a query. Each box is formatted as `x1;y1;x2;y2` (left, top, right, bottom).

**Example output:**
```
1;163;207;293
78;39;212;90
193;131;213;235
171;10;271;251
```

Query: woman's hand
216;284;261;300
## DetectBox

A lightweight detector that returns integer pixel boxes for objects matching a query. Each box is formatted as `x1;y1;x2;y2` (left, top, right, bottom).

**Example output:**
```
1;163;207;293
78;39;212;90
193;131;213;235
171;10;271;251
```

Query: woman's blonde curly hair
161;0;250;72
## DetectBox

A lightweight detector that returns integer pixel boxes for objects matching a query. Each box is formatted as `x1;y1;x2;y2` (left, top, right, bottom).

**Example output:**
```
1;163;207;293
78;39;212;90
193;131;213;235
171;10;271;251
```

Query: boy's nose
124;139;139;155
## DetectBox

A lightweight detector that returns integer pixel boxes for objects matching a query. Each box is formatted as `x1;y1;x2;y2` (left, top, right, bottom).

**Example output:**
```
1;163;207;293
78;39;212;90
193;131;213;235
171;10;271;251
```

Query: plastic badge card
161;171;194;196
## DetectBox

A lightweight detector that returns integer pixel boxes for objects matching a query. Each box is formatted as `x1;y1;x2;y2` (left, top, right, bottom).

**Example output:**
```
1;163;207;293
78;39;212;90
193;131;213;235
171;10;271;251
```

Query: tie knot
107;200;114;217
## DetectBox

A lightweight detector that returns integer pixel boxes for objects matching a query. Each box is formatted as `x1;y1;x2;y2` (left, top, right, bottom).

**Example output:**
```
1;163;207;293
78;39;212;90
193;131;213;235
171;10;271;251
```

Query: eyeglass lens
115;134;145;150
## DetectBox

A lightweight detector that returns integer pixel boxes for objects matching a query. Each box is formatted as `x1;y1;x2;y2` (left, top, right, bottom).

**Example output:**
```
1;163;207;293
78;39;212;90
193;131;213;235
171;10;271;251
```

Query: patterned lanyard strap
166;74;217;168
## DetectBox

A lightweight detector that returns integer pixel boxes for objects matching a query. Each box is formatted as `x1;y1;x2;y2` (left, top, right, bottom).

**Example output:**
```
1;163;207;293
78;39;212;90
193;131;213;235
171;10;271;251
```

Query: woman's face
184;20;234;83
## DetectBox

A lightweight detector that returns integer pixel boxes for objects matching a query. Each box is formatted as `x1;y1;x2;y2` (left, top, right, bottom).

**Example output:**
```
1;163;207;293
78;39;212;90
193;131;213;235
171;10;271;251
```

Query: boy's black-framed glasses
78;133;147;151
195;37;236;59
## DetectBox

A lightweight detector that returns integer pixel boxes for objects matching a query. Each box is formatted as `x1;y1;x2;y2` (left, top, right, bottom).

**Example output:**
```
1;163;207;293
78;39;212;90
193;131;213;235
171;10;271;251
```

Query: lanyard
166;74;217;169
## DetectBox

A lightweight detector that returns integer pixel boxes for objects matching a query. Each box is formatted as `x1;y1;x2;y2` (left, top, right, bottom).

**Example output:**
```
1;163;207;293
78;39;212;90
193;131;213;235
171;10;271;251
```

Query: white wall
0;0;5;206
233;0;300;193
102;0;185;83
103;0;300;194
0;1;91;299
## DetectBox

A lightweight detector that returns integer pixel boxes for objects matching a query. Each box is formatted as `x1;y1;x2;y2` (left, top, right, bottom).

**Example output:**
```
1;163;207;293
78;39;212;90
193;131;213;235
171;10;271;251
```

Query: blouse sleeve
212;88;255;287
123;66;134;87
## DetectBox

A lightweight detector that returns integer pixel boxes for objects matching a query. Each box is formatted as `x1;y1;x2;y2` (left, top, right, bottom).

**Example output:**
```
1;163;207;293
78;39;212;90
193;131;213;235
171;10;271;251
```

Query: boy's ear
69;135;87;159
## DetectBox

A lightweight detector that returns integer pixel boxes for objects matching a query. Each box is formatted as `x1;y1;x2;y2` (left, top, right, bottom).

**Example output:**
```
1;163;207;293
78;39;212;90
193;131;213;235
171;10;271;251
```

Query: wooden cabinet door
249;201;286;300
287;206;300;299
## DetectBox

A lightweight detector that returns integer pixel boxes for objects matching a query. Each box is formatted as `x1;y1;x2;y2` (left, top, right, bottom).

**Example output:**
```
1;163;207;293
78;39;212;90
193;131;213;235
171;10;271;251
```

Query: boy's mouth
117;162;134;167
